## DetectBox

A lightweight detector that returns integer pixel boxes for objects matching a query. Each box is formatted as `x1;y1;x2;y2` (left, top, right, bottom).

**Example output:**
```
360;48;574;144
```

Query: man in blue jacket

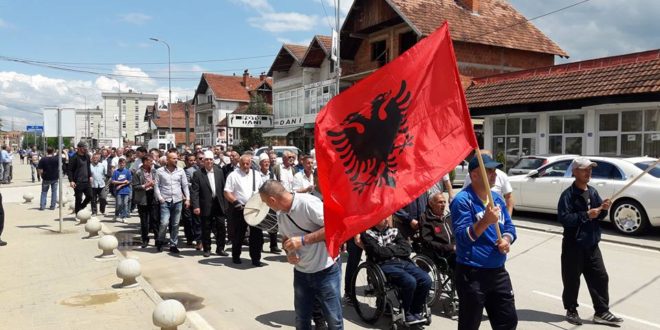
558;158;622;326
450;154;517;330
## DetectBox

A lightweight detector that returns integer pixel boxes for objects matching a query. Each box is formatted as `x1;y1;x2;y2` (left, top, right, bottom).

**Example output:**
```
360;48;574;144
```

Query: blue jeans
380;259;432;315
159;201;182;247
40;179;58;209
294;262;343;330
115;194;130;219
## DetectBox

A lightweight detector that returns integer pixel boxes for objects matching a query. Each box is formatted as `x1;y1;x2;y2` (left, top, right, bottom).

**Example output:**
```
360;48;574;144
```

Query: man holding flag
450;155;517;330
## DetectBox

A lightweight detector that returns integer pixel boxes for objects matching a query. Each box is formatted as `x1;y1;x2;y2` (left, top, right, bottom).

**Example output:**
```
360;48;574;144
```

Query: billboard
227;114;274;128
43;108;76;137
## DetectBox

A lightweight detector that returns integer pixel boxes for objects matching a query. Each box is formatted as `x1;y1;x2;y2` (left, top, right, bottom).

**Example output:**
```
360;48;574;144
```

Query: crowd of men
2;141;627;329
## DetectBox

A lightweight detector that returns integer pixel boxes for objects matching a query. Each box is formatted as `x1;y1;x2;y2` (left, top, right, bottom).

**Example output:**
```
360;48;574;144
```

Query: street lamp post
149;37;172;134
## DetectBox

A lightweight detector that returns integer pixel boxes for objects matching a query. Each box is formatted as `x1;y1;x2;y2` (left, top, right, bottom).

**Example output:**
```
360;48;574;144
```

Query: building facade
143;100;196;147
101;90;158;143
192;71;272;148
74;107;103;145
466;50;660;169
266;36;346;151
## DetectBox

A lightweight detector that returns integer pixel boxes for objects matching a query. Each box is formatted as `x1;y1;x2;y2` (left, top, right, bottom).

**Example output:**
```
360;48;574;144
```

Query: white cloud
119;12;152;25
234;0;273;13
317;0;354;15
249;12;318;33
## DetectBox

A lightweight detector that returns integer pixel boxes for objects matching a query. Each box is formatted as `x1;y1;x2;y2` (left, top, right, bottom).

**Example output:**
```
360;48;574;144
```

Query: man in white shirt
293;155;315;193
277;151;296;192
224;154;264;266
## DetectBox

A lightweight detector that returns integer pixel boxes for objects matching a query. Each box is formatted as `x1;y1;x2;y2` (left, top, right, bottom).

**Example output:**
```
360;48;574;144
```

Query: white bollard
97;235;118;259
23;193;34;203
153;299;186;330
116;259;141;288
84;218;102;238
77;209;92;224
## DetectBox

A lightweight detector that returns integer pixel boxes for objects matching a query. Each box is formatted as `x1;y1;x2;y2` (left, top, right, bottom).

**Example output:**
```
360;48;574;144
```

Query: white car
509;156;660;235
507;154;578;176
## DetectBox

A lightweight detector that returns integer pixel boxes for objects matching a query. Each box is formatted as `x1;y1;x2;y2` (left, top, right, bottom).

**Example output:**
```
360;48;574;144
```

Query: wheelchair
411;248;458;318
350;260;432;329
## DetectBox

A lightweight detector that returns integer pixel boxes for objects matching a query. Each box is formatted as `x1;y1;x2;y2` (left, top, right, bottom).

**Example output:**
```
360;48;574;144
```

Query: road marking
516;227;660;255
533;290;660;329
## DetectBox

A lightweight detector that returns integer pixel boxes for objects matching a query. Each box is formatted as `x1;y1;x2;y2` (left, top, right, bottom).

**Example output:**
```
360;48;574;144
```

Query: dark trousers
561;239;610;314
344;238;363;296
230;209;262;263
91;187;107;214
455;264;517;330
74;183;92;214
0;193;5;239
202;214;226;253
137;201;158;244
181;207;199;244
380;259;432;315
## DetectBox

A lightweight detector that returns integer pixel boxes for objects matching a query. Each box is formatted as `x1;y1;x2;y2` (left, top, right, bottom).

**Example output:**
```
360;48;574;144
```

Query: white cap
572;157;597;170
259;153;269;162
222;156;230;164
203;150;214;159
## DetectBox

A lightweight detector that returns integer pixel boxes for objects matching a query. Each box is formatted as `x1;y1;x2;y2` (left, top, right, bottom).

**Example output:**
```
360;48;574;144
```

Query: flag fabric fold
315;22;478;258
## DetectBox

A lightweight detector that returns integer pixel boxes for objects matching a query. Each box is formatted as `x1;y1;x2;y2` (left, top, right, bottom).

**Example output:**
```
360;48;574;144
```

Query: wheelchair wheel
411;254;439;307
351;262;386;324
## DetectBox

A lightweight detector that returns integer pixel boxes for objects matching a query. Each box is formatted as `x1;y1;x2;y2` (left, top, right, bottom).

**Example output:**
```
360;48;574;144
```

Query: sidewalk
0;159;196;329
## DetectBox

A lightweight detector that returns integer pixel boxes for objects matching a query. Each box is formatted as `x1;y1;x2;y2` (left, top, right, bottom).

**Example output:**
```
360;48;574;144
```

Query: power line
319;0;335;31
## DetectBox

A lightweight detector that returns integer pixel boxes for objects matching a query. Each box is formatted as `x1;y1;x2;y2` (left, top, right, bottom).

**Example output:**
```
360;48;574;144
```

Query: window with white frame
548;114;584;155
492;116;537;169
598;109;660;157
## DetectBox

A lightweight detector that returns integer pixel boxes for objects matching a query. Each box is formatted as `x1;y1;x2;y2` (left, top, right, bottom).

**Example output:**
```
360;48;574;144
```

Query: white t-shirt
207;169;216;197
278;164;296;192
224;169;262;205
462;168;513;196
293;171;314;192
277;193;334;273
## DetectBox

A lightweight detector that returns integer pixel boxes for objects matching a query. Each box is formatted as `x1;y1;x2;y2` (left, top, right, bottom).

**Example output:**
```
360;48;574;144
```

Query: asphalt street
114;216;660;329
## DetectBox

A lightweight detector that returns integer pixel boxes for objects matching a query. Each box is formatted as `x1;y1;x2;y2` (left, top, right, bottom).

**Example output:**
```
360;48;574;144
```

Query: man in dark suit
191;151;229;257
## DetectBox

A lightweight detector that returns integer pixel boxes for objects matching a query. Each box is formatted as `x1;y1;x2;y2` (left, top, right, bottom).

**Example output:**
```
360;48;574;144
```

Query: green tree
238;94;270;151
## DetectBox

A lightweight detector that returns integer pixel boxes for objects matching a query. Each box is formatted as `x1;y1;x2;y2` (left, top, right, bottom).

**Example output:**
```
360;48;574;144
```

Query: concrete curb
515;223;660;252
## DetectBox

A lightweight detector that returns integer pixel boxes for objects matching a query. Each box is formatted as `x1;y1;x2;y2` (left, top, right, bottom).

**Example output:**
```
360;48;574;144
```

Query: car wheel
611;199;649;235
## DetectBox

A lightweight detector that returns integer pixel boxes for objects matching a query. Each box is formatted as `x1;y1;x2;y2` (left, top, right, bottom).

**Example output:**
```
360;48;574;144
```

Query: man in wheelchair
418;192;456;271
361;215;432;325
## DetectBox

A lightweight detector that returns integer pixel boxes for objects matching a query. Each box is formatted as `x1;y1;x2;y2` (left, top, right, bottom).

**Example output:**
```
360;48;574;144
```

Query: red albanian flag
315;22;478;258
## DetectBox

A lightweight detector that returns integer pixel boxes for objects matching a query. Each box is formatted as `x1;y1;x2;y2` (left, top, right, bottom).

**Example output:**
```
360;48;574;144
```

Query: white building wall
101;91;158;142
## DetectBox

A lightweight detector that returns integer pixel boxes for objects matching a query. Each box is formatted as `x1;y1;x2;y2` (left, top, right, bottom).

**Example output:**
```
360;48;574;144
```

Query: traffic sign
26;125;44;132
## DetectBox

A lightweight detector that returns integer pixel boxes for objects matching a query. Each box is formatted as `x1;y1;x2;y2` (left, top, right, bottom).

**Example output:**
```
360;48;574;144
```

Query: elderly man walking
224;154;263;266
154;151;190;254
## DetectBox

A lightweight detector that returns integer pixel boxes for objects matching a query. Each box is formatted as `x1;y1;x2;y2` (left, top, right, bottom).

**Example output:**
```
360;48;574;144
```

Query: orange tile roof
315;35;332;53
152;101;196;129
465;49;660;109
387;0;567;57
284;44;309;62
202;73;271;101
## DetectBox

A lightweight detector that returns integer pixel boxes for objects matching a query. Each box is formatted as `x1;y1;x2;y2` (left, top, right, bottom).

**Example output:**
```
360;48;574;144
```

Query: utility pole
185;97;190;147
118;83;123;147
335;0;341;99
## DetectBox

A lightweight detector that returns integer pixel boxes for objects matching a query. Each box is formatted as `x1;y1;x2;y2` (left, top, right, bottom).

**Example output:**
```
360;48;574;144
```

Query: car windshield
512;158;545;170
635;161;660;178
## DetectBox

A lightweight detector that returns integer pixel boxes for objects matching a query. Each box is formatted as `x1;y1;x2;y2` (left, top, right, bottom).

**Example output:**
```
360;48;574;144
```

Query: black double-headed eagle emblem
327;81;413;193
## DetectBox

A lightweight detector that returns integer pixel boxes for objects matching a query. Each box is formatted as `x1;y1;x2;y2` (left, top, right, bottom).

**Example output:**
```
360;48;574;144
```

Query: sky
1;0;659;131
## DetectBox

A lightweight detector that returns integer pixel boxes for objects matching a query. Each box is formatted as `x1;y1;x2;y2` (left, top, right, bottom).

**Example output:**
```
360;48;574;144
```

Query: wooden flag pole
475;148;502;240
610;158;660;201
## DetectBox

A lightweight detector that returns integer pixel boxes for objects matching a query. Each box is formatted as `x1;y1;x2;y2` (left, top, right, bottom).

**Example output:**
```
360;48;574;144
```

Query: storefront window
645;109;660;131
549;116;563;134
621;133;642;156
521;118;537;134
622;110;643;132
506;118;520;135
493;119;506;135
599;136;618;155
644;133;660;158
565;137;583;154
564;114;584;133
599;113;619;131
549;136;562;154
